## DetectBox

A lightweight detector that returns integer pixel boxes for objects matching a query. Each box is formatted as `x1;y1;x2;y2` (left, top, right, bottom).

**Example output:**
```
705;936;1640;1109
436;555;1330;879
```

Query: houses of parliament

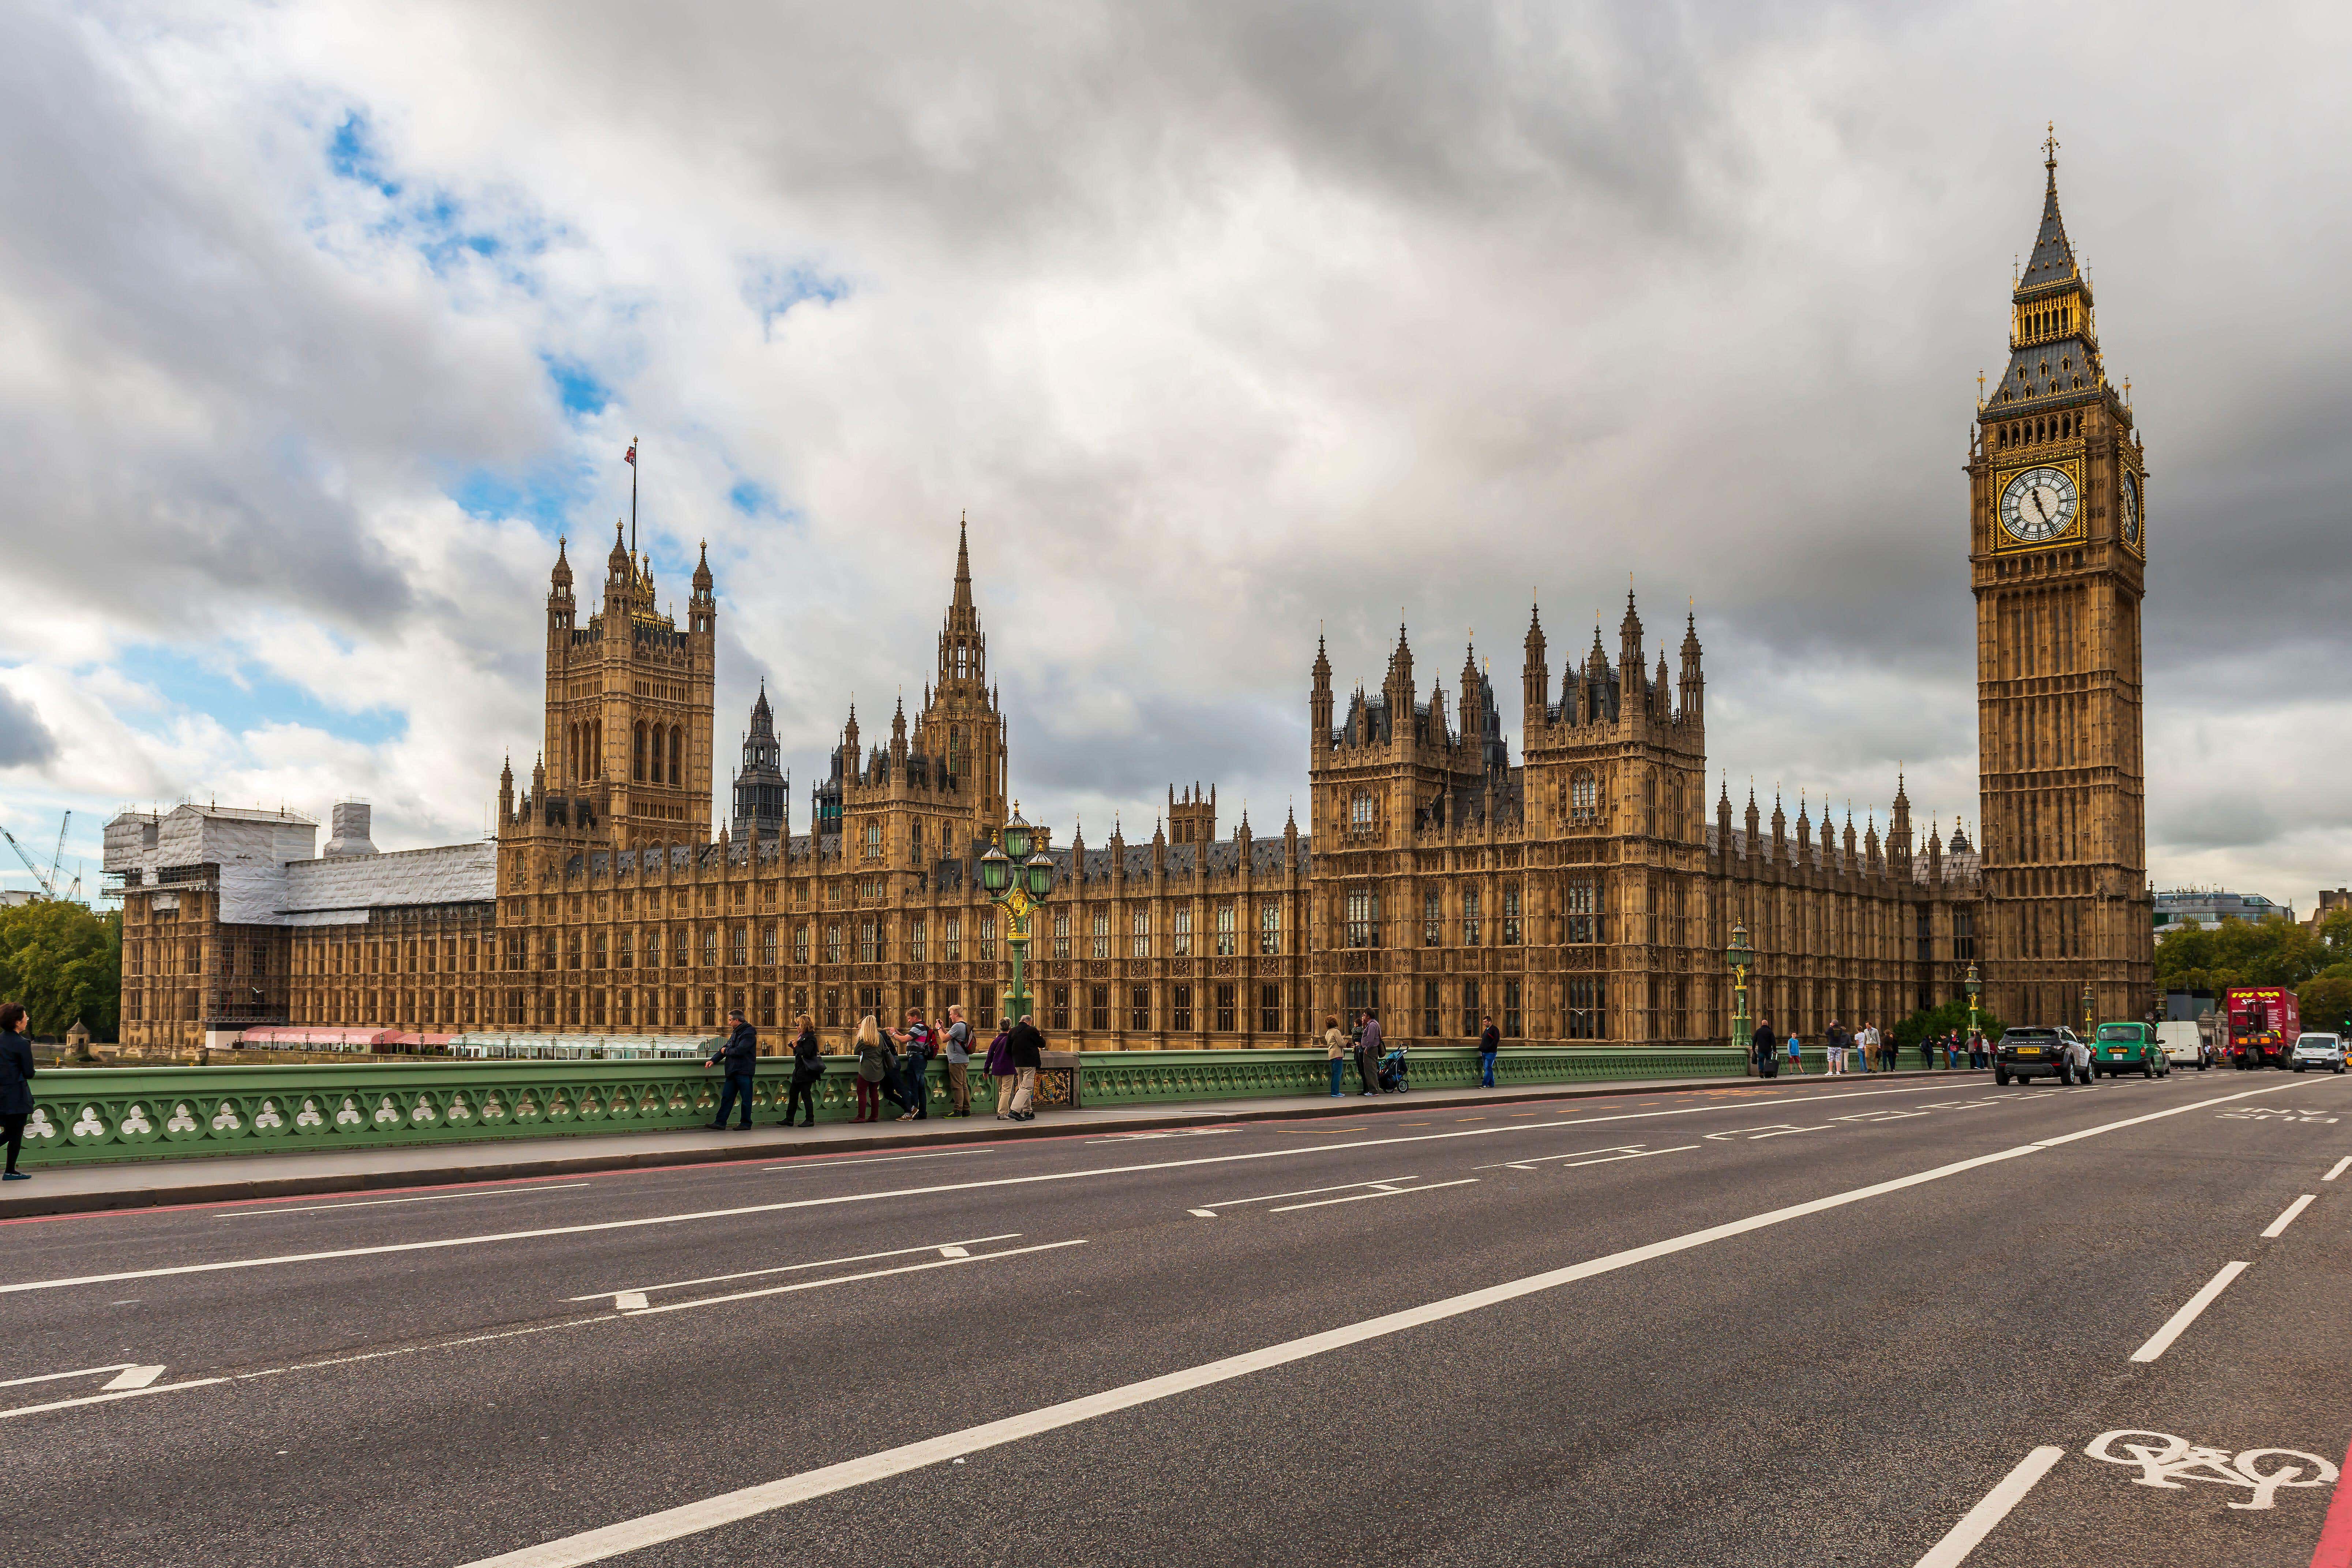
106;146;2154;1053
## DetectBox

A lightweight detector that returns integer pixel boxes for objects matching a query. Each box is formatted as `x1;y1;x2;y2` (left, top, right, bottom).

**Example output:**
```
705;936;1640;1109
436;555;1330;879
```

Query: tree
2298;972;2352;1038
1891;997;2009;1052
0;900;120;1038
2155;913;2345;996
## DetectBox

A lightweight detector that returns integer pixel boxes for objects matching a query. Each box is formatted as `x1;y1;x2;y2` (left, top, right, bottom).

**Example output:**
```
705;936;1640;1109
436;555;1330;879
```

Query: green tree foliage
0;900;120;1038
1890;997;2008;1052
2155;911;2352;997
2299;973;2352;1036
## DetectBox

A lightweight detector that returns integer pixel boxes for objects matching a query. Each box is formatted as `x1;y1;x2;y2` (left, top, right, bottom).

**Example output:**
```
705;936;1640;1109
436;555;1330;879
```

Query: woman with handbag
852;1015;889;1123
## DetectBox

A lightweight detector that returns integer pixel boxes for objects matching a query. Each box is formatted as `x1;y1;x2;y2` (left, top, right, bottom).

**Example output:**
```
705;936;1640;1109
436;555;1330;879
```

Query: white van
2157;1020;2206;1069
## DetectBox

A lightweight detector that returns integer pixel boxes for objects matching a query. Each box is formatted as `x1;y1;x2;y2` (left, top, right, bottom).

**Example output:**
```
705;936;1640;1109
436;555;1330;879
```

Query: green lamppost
1964;963;1982;1053
1727;923;1754;1074
2082;981;2096;1040
978;803;1057;1027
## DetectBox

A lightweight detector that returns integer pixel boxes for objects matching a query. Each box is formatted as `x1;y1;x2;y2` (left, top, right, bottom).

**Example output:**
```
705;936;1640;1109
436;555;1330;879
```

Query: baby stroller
1377;1047;1409;1093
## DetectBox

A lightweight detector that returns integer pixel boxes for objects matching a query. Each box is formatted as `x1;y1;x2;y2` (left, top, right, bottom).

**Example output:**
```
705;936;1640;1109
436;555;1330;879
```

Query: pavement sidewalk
0;1066;1994;1219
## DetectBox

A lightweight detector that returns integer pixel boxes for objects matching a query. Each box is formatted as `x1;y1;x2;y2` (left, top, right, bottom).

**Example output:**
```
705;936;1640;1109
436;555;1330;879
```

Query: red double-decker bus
2224;987;2300;1069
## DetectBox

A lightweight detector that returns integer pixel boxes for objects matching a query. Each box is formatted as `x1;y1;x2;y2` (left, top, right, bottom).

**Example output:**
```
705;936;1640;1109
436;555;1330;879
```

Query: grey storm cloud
2;0;2348;898
0;688;59;769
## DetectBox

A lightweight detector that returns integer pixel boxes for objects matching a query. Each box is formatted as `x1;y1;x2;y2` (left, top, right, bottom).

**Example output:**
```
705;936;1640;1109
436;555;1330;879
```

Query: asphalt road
9;1066;2352;1567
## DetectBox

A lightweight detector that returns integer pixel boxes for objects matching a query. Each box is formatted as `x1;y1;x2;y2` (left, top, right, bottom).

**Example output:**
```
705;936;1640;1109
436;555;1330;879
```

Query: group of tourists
1747;1016;1992;1077
702;1002;1047;1129
1321;1009;1421;1097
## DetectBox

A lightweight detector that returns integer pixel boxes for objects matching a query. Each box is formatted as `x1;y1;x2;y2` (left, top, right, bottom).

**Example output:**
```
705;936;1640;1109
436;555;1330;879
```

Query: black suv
1996;1027;2083;1086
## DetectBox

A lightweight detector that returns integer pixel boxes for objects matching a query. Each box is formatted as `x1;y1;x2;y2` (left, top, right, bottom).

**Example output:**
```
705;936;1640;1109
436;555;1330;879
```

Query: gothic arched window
668;727;682;787
1570;771;1598;824
1350;791;1374;831
633;723;647;782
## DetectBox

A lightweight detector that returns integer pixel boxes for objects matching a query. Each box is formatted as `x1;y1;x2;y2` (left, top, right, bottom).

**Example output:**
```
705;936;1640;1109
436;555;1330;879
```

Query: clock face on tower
2119;470;2141;546
1999;465;2079;543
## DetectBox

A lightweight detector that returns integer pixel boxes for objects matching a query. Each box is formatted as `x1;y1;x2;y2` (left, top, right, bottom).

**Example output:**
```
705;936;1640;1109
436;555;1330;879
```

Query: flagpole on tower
626;437;639;557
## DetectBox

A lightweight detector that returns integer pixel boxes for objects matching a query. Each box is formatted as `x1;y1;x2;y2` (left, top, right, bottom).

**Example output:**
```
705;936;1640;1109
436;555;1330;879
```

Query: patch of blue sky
110;644;406;749
544;358;610;417
451;463;594;534
740;257;850;339
327;112;400;198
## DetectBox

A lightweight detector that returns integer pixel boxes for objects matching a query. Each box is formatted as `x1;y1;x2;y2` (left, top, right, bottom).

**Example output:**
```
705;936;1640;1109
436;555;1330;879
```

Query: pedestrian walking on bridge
891;1010;933;1120
987;1022;1016;1117
1826;1019;1849;1075
1323;1015;1347;1097
942;1005;973;1117
1752;1016;1778;1079
782;1013;822;1128
705;1008;759;1130
1357;1010;1385;1096
1005;1014;1045;1122
1787;1032;1804;1075
0;1002;33;1181
853;1015;890;1123
1478;1015;1500;1088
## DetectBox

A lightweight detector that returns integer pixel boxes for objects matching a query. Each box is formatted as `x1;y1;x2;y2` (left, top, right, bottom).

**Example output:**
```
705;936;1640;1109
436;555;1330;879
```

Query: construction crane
3;809;69;900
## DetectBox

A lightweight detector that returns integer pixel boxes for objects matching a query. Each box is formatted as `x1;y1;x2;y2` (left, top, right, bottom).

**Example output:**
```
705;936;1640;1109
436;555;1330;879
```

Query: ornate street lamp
1964;963;1982;1050
980;804;1053;1027
2082;981;2097;1041
1727;923;1754;1073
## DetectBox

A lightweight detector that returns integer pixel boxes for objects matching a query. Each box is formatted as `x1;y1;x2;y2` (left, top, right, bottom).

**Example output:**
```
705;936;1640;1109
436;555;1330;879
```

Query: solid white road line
1195;1176;1416;1210
459;1088;2283;1568
2130;1261;2250;1363
218;1184;592;1217
1560;1145;1699;1168
619;1240;1087;1317
2325;1157;2351;1182
0;1354;139;1391
2262;1194;2317;1238
1473;1144;1643;1171
12;1079;2304;1300
1912;1446;2066;1568
763;1150;989;1172
1268;1179;1480;1214
566;1234;1024;1301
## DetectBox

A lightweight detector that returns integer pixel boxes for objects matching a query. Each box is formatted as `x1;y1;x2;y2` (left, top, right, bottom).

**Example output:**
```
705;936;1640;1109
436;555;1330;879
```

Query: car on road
2156;1020;2208;1070
1996;1026;2084;1085
2290;1033;2347;1074
2091;1022;2168;1079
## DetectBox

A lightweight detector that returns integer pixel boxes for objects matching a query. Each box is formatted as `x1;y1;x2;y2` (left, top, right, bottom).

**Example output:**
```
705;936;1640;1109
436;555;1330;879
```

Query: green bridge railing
17;1045;1752;1166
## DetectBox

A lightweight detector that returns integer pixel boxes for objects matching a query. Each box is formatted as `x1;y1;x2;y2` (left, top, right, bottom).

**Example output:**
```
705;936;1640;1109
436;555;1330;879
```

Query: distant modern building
2152;888;2292;940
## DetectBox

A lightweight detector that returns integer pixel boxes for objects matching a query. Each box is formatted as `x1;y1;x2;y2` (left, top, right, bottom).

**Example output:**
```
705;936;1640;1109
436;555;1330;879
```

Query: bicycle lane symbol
2085;1429;2339;1512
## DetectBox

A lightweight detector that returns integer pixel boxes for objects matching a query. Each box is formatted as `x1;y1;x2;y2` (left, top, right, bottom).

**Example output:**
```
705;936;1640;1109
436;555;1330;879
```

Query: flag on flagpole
624;441;637;466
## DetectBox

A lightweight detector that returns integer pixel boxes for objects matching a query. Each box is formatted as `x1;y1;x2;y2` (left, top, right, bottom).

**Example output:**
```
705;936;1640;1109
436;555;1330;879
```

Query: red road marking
2310;1433;2352;1568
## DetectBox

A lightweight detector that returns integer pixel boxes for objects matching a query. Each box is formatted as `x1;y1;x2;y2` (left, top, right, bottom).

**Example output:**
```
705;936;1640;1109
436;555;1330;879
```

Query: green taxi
2091;1021;2168;1079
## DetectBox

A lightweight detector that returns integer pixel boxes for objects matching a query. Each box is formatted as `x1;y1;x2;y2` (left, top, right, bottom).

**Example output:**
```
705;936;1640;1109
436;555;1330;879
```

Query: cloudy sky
1;0;2345;905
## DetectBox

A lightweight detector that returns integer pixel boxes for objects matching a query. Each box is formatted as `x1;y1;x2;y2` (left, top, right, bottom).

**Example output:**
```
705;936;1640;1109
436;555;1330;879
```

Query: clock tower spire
1968;129;2152;1031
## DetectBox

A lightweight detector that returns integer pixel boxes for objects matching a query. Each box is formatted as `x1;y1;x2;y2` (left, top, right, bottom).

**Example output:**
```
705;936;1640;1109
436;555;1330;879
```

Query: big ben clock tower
1969;129;2154;1030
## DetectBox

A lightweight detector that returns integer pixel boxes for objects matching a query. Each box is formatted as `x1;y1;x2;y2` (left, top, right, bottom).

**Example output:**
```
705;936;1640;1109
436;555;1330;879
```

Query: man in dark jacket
1478;1016;1501;1088
0;1001;34;1180
1752;1016;1778;1079
1004;1014;1046;1122
706;1008;759;1129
